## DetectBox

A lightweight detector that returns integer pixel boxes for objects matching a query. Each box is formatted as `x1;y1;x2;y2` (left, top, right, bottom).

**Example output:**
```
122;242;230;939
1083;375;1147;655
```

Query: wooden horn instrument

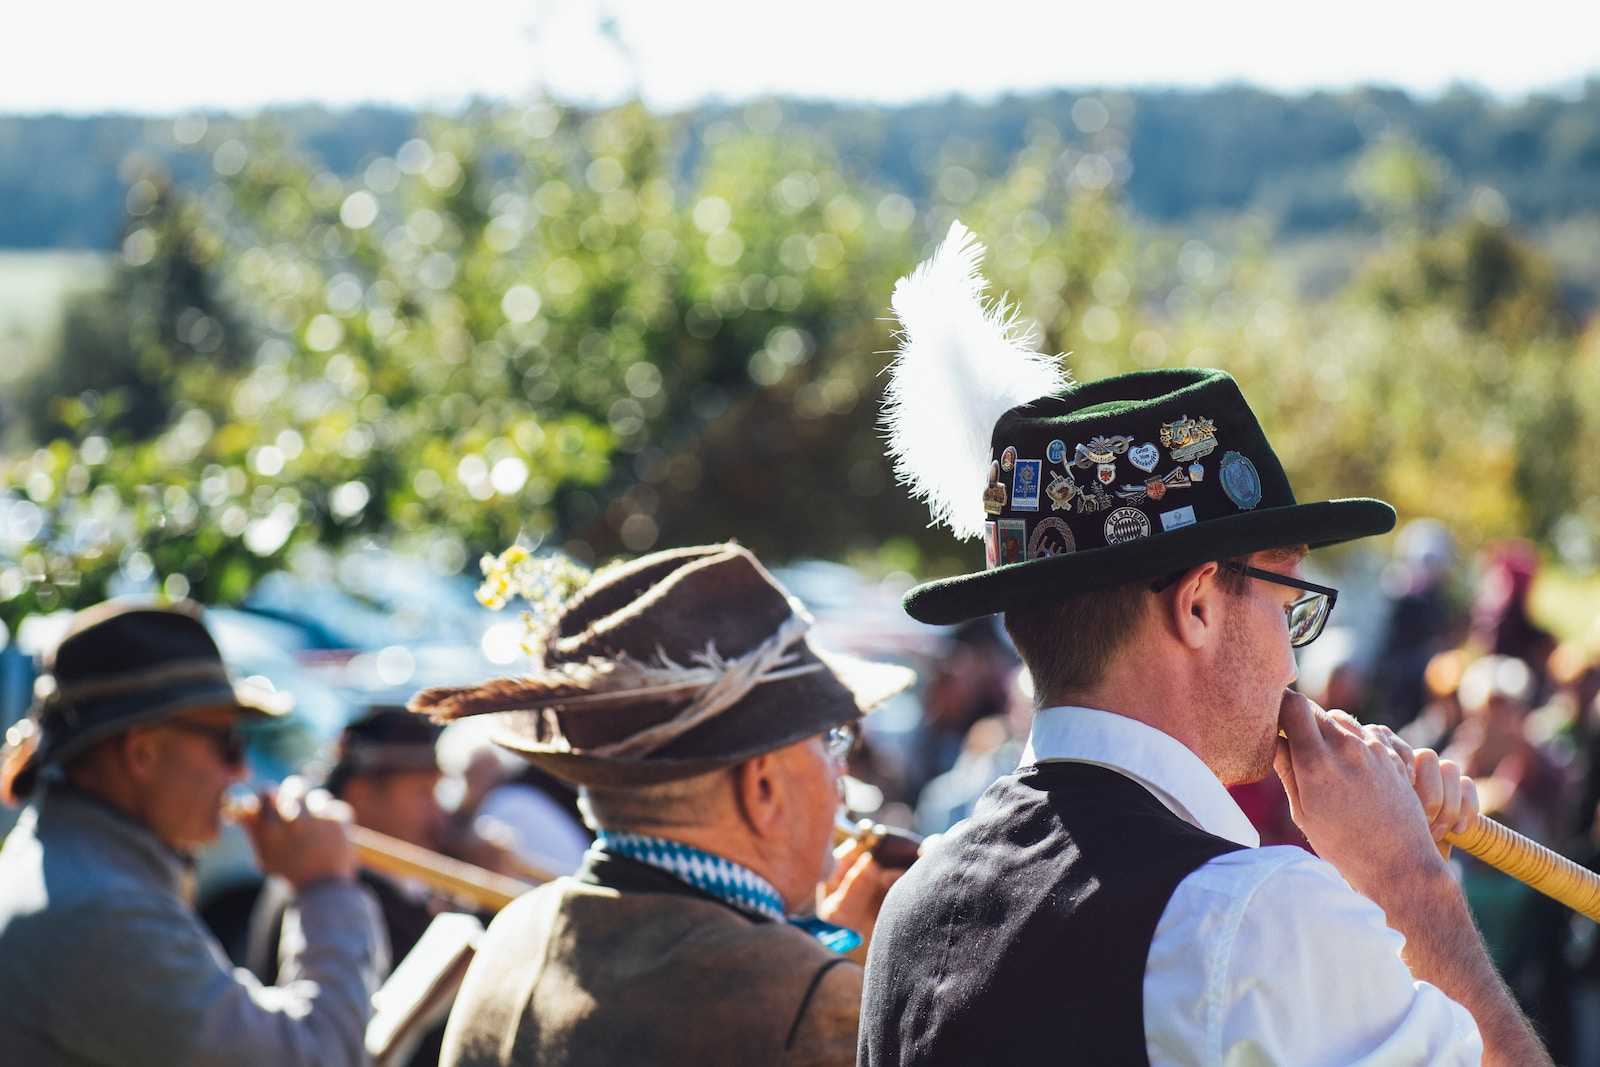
1444;815;1600;924
224;795;539;912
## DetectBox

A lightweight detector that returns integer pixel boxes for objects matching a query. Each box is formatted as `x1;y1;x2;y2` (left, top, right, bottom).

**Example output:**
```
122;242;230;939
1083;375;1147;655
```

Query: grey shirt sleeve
52;878;387;1067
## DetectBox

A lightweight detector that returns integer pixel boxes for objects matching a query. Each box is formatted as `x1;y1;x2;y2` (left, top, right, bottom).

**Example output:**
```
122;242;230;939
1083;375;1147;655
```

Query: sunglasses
164;720;248;766
1151;562;1338;648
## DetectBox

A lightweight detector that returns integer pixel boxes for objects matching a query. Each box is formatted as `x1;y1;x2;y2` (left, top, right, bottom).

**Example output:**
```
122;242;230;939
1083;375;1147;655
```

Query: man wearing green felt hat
858;223;1549;1066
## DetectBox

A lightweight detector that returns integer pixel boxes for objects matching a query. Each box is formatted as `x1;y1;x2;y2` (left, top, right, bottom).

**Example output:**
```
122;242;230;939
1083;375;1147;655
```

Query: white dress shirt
1023;705;1483;1067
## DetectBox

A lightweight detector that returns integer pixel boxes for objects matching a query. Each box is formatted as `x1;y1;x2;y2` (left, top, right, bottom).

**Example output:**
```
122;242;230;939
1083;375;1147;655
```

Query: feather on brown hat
409;544;914;786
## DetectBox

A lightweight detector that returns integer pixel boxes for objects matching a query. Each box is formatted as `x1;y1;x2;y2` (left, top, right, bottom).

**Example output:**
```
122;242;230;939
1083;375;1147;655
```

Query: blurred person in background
408;544;914;1067
1402;648;1472;752
1471;542;1558;692
1371;519;1464;728
248;705;469;1067
465;741;593;877
0;600;384;1067
1444;653;1573;1013
913;665;1032;835
1537;641;1600;836
1446;655;1570;845
1556;794;1600;1066
899;616;1016;804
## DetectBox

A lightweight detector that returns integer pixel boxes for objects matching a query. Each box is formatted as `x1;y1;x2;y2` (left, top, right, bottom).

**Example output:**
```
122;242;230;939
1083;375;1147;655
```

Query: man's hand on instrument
1274;691;1455;903
818;838;903;951
1357;716;1479;860
239;775;359;890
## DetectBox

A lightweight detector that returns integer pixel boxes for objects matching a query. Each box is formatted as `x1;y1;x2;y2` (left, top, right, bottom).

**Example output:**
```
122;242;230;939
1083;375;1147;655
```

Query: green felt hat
903;368;1395;625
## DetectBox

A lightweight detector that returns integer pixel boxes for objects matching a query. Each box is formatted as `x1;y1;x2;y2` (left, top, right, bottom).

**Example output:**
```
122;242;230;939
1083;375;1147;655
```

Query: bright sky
5;0;1597;114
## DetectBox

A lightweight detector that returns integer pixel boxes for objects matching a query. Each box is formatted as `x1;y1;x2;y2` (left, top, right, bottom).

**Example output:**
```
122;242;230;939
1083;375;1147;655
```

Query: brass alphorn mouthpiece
833;813;924;869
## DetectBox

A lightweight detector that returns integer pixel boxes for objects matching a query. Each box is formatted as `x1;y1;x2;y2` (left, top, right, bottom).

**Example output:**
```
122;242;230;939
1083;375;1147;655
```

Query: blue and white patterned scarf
596;830;862;954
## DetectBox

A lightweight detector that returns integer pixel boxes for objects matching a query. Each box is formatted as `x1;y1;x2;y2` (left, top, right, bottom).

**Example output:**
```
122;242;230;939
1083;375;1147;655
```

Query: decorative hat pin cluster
880;221;1396;625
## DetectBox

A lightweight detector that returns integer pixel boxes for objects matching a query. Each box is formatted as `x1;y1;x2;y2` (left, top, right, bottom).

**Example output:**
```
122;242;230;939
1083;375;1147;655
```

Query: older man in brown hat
0;599;386;1067
408;543;916;1067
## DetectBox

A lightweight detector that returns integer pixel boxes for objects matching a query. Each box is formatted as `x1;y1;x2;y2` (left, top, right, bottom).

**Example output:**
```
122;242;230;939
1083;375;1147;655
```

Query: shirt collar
594;831;788;921
1021;705;1260;848
39;784;193;895
593;830;863;954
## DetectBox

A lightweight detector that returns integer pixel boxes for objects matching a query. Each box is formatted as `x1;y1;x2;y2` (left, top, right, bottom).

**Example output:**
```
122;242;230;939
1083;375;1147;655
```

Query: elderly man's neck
579;777;809;911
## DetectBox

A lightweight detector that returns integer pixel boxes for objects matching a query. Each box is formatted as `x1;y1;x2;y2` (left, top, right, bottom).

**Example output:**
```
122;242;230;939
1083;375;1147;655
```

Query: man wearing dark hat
408;542;915;1067
251;707;449;979
248;705;460;1067
0;600;386;1067
859;224;1549;1065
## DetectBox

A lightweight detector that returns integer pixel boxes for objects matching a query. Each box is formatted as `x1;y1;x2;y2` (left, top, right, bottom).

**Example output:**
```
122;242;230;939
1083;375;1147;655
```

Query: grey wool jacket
0;786;386;1067
441;851;862;1067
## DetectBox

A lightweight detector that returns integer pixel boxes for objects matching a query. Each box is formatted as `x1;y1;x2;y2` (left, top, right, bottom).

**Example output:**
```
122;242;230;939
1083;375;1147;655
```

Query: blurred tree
1349;135;1449;230
4;97;1598;636
19;166;249;443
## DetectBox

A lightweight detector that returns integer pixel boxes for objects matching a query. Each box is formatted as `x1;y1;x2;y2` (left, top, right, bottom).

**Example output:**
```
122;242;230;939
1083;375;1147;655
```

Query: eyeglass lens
1287;594;1329;647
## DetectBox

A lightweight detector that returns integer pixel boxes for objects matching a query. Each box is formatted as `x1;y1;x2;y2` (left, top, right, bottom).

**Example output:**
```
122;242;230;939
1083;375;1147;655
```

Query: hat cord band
577;612;823;760
42;660;235;724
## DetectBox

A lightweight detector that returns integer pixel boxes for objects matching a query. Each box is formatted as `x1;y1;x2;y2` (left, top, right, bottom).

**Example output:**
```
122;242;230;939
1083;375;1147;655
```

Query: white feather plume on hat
881;221;1070;541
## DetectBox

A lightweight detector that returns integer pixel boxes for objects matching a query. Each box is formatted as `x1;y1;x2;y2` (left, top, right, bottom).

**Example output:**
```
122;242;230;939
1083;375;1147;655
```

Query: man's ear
119;728;164;786
732;750;782;837
1168;561;1225;651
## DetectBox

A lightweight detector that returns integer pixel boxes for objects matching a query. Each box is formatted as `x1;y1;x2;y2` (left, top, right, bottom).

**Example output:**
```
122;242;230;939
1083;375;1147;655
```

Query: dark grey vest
859;762;1245;1066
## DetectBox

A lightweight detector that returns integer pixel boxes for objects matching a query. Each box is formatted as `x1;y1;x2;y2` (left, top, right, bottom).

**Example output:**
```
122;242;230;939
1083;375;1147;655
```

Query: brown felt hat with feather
409;544;915;786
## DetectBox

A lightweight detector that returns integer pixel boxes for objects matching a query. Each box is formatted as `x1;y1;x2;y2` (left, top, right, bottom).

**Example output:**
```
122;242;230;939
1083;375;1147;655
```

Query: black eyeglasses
1221;563;1338;648
164;721;247;766
1151;562;1338;647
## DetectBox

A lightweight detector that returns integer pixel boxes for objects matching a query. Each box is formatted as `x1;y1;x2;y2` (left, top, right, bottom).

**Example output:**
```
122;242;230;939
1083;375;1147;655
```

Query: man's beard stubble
1197;600;1282;788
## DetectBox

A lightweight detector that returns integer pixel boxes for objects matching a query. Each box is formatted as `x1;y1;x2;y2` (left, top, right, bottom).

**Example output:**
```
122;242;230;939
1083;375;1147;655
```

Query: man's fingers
1455;775;1480;836
826;840;868;893
303;789;352;825
1372;724;1415;775
1413;747;1444;823
275;776;308;819
1277;690;1324;751
1273;737;1303;820
1432;763;1462;839
827;850;875;904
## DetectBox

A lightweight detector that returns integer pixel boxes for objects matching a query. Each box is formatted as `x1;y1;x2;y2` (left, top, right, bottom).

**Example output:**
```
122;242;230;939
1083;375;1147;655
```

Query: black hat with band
880;223;1396;626
902;367;1395;625
5;600;291;799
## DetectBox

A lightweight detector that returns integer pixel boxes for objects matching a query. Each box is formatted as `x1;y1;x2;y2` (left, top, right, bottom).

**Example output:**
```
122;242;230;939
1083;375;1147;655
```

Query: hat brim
487;649;916;787
904;497;1396;625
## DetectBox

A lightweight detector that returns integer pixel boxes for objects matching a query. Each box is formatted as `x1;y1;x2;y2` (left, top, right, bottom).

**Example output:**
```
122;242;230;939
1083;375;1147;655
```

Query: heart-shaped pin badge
1129;442;1160;473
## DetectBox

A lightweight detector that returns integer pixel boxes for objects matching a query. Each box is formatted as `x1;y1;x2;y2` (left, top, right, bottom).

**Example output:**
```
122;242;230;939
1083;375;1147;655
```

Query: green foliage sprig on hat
476;543;592;662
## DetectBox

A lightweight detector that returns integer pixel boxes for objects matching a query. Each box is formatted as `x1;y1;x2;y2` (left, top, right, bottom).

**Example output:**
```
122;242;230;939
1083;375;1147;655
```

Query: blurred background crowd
4;1;1600;1061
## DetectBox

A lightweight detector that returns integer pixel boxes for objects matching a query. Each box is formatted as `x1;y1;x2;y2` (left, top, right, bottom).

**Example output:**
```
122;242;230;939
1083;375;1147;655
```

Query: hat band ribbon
336;744;440;775
575;612;824;759
41;660;236;725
